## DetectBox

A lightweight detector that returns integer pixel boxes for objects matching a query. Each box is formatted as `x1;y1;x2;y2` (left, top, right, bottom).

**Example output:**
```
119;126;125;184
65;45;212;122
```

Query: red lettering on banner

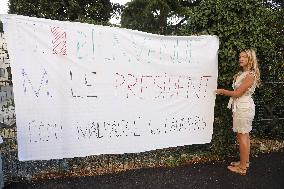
115;73;212;100
51;27;67;55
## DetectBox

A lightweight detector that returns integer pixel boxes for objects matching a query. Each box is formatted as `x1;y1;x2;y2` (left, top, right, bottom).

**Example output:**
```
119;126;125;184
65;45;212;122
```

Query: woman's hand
216;89;224;95
216;73;255;97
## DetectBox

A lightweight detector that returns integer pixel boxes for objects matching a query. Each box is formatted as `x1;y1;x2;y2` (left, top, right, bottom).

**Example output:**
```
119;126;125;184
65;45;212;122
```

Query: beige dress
227;71;256;134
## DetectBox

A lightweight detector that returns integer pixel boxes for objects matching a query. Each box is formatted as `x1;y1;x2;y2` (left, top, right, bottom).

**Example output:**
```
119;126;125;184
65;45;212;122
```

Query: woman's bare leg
237;133;249;168
247;134;250;163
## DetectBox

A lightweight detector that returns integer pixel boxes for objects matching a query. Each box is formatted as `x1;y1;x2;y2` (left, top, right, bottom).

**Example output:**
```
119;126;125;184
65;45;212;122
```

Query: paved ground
4;152;284;189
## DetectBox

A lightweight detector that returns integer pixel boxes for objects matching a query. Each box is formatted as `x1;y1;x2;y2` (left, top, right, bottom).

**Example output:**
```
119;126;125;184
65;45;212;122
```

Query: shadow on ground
4;152;284;189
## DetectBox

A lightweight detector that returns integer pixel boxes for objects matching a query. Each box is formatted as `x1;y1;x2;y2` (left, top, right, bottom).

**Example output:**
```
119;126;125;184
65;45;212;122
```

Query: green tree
8;0;115;24
180;0;284;154
121;0;199;34
182;0;283;89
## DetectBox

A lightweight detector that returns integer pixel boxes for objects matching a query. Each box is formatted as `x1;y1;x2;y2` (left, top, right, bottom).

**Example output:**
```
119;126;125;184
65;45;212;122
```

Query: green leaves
9;0;113;24
182;0;284;146
121;0;194;35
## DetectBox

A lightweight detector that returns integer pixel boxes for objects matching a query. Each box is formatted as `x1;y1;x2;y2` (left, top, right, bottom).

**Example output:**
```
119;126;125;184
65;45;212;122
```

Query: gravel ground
4;151;284;189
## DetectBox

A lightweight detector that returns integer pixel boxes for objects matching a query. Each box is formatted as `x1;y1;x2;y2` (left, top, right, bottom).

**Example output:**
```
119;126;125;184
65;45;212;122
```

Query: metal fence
0;32;283;183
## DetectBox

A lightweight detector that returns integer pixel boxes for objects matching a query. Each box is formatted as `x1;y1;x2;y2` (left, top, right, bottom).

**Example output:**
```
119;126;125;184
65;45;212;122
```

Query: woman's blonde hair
243;49;261;87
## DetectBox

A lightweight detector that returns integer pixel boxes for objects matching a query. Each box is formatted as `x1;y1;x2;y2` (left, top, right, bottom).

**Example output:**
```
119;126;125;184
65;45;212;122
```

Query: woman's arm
216;73;255;98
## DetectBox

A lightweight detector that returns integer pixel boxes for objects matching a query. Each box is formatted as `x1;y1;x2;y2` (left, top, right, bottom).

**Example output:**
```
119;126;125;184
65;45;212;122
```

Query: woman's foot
230;161;250;168
227;165;247;175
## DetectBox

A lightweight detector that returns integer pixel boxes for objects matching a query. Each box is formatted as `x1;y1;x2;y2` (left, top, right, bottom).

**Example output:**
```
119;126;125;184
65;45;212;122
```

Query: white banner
1;15;219;161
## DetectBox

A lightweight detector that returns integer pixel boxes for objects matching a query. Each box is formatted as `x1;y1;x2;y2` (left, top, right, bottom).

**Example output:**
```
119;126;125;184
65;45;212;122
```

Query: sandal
230;161;250;168
227;165;247;176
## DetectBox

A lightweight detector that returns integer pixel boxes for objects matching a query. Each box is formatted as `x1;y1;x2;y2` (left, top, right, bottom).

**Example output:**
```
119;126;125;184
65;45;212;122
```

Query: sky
109;0;131;25
0;0;9;14
0;0;131;24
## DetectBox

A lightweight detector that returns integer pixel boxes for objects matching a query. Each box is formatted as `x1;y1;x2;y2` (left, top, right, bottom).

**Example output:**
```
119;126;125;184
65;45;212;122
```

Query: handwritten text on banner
1;15;219;161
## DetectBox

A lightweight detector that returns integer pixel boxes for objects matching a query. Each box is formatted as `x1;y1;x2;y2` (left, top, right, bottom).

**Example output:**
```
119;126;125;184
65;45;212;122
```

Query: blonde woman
216;49;261;175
